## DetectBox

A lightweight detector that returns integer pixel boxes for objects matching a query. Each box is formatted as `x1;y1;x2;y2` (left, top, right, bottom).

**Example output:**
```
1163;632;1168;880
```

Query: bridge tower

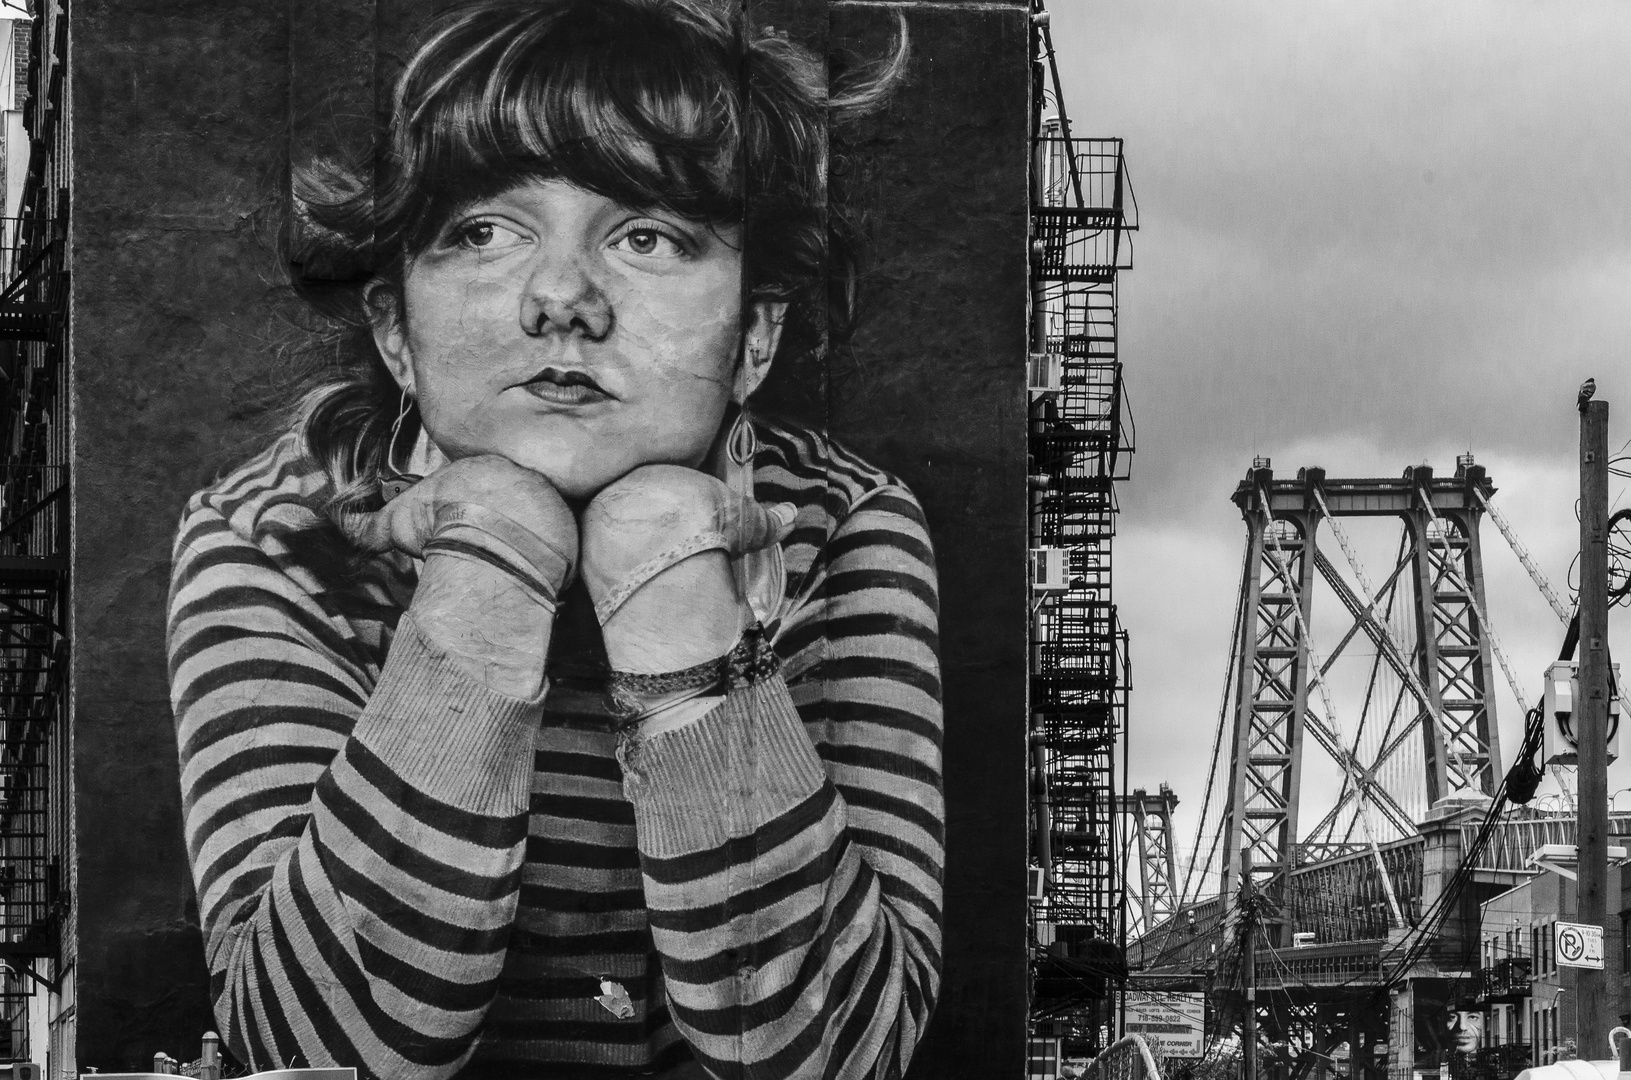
1119;784;1179;937
1218;459;1504;911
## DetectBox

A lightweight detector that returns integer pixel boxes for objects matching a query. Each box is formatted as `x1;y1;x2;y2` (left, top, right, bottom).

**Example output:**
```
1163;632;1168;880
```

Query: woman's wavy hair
286;0;907;508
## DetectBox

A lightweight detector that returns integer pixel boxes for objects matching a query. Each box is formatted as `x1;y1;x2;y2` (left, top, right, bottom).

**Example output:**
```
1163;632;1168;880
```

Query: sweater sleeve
616;485;943;1080
168;496;542;1078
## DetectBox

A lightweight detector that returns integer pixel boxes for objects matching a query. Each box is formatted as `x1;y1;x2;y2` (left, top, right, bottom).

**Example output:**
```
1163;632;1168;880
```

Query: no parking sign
1555;921;1604;969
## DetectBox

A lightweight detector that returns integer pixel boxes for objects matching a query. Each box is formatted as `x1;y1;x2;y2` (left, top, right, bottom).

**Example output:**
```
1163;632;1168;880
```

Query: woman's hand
579;465;794;674
342;455;578;698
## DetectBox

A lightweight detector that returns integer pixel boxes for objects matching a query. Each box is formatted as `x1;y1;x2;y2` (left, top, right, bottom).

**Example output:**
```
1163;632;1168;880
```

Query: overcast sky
1051;2;1631;898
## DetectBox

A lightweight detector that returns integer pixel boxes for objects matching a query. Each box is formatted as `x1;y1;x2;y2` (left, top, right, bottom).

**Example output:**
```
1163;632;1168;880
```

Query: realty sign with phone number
1124;993;1205;1058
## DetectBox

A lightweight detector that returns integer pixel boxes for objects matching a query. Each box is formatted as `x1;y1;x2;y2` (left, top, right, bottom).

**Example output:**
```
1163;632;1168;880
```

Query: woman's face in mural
374;177;781;500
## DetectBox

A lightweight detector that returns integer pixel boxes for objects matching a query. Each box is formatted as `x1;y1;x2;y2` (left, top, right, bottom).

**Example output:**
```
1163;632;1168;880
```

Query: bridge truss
1119;785;1179;942
1216;459;1509;912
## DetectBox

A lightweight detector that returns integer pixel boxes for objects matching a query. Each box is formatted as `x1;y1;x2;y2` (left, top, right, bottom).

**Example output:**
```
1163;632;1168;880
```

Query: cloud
1048;1;1631;485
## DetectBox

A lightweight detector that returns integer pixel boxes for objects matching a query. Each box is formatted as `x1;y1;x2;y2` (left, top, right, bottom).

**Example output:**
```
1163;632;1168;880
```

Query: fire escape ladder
0;12;70;1025
1028;114;1137;1057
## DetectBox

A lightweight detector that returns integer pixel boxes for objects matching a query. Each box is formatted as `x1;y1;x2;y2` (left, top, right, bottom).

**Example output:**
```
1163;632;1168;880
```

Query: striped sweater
167;417;944;1080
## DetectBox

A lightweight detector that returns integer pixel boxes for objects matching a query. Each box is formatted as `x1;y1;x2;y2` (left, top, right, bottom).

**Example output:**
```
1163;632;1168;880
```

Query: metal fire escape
0;2;72;1055
1027;4;1138;1056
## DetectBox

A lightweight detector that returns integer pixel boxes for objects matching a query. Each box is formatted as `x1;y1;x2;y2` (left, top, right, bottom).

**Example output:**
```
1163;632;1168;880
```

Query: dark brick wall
70;1;1029;1071
822;5;1032;1077
72;0;290;1069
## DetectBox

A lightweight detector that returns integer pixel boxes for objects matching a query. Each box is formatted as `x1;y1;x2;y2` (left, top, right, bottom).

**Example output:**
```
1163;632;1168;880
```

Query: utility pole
1578;396;1610;1059
1241;850;1258;1080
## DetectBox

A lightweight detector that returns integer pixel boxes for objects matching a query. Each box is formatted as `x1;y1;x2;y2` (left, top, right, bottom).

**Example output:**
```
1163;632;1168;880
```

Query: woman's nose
519;255;612;340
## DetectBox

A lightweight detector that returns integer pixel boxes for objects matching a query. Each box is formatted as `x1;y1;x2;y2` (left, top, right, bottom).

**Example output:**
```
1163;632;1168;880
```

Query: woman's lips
519;367;613;406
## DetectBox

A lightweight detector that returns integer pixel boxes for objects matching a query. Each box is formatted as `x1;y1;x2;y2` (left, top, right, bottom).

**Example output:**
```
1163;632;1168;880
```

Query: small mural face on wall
1413;980;1483;1068
164;2;943;1075
1447;1011;1485;1055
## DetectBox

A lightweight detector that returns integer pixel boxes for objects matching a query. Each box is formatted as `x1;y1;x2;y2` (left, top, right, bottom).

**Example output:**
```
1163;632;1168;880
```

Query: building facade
67;0;1033;1073
1476;864;1627;1076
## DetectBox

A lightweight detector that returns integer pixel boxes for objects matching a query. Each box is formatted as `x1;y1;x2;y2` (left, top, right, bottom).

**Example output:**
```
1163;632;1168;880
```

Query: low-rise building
1476;863;1624;1075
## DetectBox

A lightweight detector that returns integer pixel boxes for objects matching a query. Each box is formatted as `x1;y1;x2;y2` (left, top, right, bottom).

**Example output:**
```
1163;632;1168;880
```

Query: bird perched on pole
1580;378;1597;410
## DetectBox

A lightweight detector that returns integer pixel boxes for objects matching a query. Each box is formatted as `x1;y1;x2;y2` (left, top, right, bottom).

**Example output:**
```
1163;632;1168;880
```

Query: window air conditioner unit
1028;864;1047;901
1029;352;1063;397
1293;931;1316;949
1542;659;1621;765
1030;548;1069;595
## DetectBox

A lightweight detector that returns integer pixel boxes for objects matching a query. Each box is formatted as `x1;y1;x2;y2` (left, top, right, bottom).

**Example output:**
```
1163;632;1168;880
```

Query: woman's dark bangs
400;11;743;249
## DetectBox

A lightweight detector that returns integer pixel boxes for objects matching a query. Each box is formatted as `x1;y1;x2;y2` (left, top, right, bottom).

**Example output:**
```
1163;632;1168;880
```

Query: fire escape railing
0;3;71;1062
1028;124;1138;1060
0;210;68;981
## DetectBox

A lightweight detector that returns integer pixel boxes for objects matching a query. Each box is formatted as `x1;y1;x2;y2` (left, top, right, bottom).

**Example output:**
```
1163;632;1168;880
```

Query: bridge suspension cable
1471;485;1609;808
1177;542;1250;909
1416;487;1533;717
1475;486;1573;624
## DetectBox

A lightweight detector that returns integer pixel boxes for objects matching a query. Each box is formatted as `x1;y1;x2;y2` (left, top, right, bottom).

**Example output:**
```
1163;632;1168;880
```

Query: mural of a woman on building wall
164;1;941;1076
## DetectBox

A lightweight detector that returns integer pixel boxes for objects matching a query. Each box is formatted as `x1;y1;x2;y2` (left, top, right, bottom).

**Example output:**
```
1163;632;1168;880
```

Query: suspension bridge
1113;454;1631;1080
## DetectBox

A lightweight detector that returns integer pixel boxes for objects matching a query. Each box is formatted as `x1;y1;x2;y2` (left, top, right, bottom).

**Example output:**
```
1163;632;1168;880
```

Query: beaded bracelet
605;622;781;729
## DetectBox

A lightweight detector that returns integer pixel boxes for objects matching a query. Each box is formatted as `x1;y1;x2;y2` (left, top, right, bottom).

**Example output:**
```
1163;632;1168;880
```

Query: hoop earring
722;397;783;627
727;406;757;467
378;389;424;503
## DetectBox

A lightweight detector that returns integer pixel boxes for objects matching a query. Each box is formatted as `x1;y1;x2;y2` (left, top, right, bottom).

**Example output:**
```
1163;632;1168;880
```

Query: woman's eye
612;226;686;259
451;219;526;252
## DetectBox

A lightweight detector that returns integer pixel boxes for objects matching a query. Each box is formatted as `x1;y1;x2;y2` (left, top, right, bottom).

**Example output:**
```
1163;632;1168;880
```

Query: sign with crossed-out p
1556;921;1604;970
